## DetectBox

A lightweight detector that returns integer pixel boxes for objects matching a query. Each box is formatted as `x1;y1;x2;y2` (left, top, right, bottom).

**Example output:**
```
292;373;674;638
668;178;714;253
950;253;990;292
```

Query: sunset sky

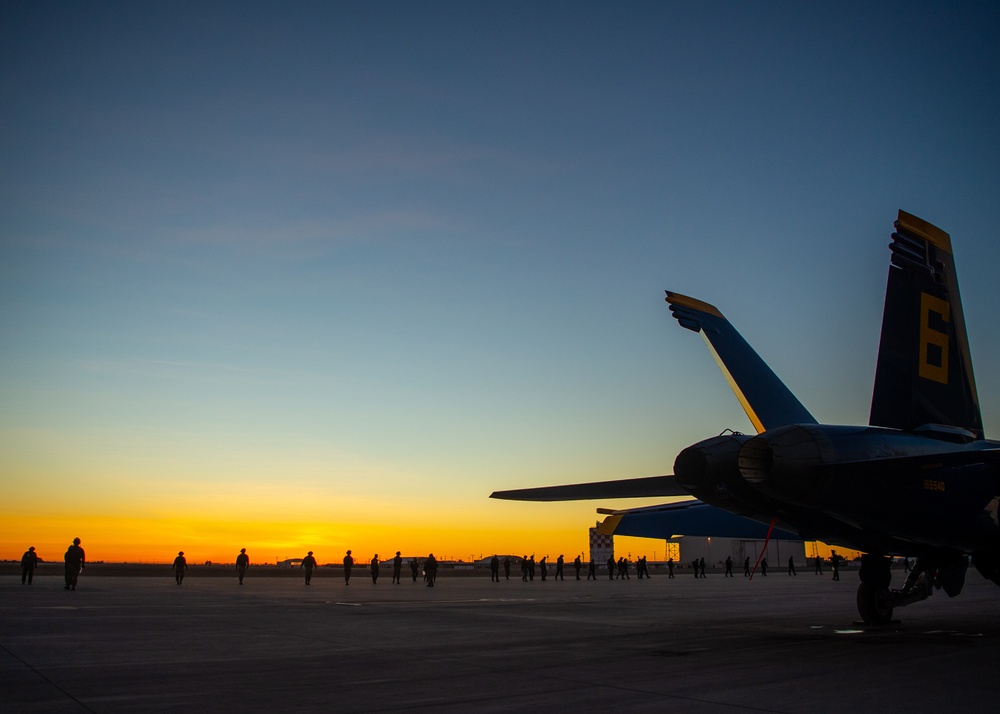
3;2;999;564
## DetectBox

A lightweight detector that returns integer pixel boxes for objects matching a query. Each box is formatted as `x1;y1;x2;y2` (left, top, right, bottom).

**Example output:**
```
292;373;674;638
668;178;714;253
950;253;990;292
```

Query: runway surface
2;568;998;713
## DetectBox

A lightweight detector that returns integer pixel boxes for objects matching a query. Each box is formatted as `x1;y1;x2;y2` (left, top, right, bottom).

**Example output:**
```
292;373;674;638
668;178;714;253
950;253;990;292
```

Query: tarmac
2;565;999;713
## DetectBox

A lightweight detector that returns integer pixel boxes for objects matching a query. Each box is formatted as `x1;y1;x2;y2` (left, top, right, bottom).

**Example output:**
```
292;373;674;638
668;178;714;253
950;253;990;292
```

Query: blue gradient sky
2;2;998;562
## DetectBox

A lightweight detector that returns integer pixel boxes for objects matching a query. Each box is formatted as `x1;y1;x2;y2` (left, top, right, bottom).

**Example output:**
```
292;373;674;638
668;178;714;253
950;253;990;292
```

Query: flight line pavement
2;569;999;713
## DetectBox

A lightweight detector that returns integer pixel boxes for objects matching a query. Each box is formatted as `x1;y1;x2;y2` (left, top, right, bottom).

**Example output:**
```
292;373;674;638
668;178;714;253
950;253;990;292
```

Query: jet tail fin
869;210;983;438
666;293;816;433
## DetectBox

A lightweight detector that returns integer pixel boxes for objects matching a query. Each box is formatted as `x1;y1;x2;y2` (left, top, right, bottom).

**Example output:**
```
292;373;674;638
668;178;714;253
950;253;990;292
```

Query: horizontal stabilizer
599;500;801;540
489;475;686;502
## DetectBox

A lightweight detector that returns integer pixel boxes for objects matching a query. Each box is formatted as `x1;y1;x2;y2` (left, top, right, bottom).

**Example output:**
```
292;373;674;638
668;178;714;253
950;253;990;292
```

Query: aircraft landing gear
856;553;895;625
856;581;894;624
854;552;961;624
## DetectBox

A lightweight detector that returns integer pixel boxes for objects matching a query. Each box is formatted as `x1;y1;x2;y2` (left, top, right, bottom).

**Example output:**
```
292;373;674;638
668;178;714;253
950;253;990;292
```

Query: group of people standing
24;541;850;590
211;549;442;587
341;550;438;587
506;554;657;582
514;554;594;581
19;539;85;590
605;555;652;580
692;557;708;578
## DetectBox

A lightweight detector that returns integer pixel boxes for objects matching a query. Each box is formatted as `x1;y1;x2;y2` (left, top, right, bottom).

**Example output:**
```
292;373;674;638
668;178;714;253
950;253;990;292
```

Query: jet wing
598;500;802;540
490;475;687;502
666;292;817;433
491;295;816;504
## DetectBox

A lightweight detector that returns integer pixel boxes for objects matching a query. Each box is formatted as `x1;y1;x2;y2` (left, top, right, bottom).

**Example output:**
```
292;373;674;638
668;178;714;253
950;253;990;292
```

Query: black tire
857;582;894;624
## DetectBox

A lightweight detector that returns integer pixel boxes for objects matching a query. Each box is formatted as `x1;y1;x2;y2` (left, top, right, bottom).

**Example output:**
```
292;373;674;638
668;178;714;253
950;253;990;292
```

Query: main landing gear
856;554;897;624
856;581;895;624
855;551;967;624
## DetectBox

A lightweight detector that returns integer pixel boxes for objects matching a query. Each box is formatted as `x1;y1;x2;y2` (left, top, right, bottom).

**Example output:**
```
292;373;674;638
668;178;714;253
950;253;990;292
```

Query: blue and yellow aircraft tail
869;210;983;439
492;211;1000;623
491;210;991;547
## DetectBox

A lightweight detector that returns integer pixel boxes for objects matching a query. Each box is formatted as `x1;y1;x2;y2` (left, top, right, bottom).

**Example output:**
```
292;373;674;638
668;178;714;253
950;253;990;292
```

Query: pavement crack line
0;642;97;713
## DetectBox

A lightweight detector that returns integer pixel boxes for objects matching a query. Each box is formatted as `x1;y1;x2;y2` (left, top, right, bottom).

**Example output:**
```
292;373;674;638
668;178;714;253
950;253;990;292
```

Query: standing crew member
64;538;85;591
21;546;38;585
236;548;249;585
392;551;403;584
173;551;187;585
370;554;380;584
301;551;317;585
637;556;649;579
425;553;438;586
343;550;354;585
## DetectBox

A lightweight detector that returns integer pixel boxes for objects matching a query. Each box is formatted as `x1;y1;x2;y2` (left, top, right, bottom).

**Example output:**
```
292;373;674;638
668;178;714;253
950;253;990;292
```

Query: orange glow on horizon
2;511;865;566
1;510;602;565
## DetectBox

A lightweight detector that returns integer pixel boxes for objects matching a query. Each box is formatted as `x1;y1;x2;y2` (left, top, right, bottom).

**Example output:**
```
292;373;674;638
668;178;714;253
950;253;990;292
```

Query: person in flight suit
392;551;403;584
301;551;317;585
173;551;187;585
64;538;85;591
236;548;249;584
21;546;38;585
343;550;354;585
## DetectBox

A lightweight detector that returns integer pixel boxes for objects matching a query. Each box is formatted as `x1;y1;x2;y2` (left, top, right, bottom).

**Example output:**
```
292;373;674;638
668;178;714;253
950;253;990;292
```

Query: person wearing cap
173;551;188;585
21;546;39;585
64;538;85;591
236;548;250;585
301;551;317;585
343;550;353;585
392;551;402;584
424;553;438;587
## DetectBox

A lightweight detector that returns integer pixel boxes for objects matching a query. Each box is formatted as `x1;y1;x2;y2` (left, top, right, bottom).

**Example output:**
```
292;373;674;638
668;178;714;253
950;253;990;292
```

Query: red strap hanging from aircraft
749;517;776;581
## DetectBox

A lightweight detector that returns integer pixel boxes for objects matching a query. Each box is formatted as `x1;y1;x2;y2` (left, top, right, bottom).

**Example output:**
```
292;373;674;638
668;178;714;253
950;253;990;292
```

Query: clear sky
3;2;998;564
